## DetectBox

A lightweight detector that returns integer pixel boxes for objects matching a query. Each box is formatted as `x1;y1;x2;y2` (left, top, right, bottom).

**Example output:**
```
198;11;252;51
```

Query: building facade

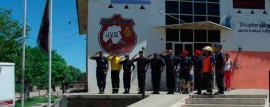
77;0;270;92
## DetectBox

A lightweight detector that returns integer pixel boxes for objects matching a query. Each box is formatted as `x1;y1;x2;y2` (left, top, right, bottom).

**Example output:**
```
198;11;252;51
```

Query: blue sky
0;0;86;72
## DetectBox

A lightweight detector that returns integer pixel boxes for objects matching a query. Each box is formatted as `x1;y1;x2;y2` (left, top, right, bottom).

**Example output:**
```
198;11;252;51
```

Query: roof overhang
76;0;88;35
155;21;232;30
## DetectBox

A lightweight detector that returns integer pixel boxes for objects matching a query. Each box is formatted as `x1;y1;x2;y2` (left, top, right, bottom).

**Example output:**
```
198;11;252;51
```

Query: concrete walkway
128;92;189;107
57;89;269;107
128;89;269;107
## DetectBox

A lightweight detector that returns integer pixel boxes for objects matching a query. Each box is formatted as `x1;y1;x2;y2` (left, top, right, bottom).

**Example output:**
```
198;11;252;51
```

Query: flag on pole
37;0;49;53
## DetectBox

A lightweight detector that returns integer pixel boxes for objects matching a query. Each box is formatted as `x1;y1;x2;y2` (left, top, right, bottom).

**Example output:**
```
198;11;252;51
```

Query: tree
0;8;30;82
0;7;84;96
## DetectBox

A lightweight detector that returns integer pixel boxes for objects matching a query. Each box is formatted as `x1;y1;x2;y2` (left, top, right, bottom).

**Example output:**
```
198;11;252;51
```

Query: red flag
37;0;49;53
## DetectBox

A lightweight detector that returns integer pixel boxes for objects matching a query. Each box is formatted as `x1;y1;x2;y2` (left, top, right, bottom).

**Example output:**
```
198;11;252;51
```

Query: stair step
181;104;265;107
185;98;265;105
191;95;267;98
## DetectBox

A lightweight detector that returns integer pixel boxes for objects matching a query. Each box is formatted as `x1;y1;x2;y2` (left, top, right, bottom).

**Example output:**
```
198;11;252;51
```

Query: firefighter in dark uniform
214;43;226;95
120;54;135;94
159;50;178;94
193;50;203;95
90;51;109;94
148;53;165;94
178;50;193;94
132;51;149;94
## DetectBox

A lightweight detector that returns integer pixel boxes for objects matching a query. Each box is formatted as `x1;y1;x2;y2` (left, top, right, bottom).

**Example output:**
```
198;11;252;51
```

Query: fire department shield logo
99;14;137;55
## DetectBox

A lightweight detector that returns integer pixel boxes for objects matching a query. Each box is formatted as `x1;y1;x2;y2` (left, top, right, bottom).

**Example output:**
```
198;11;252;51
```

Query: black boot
115;89;119;94
123;88;127;94
194;91;202;95
99;88;104;94
127;88;130;94
112;89;116;94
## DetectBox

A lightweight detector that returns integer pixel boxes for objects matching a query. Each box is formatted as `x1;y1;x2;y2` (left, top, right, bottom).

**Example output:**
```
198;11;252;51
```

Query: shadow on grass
15;96;59;107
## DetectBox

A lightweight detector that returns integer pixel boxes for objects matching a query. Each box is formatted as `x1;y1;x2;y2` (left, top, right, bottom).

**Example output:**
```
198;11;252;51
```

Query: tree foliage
0;8;86;91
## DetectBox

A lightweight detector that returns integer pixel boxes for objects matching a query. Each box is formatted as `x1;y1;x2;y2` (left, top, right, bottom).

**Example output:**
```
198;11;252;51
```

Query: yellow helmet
202;46;213;52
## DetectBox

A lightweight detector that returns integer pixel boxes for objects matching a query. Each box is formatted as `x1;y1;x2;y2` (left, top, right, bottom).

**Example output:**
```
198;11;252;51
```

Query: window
165;0;221;56
180;29;193;42
175;44;183;56
194;3;206;15
208;0;219;2
180;2;193;14
194;30;207;42
184;44;193;57
180;15;193;23
208;30;220;42
194;16;206;22
194;0;206;1
166;29;179;42
194;43;212;51
166;15;179;25
166;1;179;14
166;43;173;50
208;16;220;23
208;3;220;15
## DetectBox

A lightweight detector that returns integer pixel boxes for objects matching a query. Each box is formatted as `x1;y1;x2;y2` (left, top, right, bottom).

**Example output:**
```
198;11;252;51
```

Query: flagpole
48;0;52;106
21;0;27;106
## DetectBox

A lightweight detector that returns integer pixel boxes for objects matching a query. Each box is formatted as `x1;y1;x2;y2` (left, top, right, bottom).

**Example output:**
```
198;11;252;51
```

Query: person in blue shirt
132;51;149;94
214;43;226;95
178;50;193;94
159;50;178;94
120;54;135;94
148;53;165;94
89;51;108;94
193;50;203;95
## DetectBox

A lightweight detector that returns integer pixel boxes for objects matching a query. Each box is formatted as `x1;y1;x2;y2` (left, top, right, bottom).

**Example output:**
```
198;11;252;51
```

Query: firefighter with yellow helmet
202;46;215;95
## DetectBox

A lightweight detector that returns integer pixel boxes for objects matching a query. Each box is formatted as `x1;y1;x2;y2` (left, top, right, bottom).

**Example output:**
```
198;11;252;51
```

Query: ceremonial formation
89;43;233;95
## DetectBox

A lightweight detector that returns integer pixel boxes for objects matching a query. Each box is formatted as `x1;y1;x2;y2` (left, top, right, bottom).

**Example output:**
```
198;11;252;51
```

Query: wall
220;0;270;89
220;0;270;51
228;51;270;89
87;0;166;92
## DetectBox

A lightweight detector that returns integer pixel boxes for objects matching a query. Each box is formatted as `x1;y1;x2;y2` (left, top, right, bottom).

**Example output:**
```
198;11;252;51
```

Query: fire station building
76;0;270;92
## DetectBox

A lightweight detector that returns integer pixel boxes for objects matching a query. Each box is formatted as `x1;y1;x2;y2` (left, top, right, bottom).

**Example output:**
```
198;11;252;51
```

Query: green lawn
15;96;59;107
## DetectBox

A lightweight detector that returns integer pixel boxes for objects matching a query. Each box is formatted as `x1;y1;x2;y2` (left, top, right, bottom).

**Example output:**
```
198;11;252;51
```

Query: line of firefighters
89;43;233;95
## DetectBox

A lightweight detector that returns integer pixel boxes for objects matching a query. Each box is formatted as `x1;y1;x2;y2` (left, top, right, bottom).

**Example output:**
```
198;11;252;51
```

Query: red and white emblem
99;14;137;55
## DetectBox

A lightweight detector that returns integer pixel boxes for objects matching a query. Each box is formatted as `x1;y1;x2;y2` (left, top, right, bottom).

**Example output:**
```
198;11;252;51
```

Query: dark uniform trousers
151;70;161;91
179;71;190;82
111;70;120;90
215;70;224;92
123;70;131;89
203;72;213;92
137;70;146;92
194;71;202;92
166;69;175;92
96;69;107;91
